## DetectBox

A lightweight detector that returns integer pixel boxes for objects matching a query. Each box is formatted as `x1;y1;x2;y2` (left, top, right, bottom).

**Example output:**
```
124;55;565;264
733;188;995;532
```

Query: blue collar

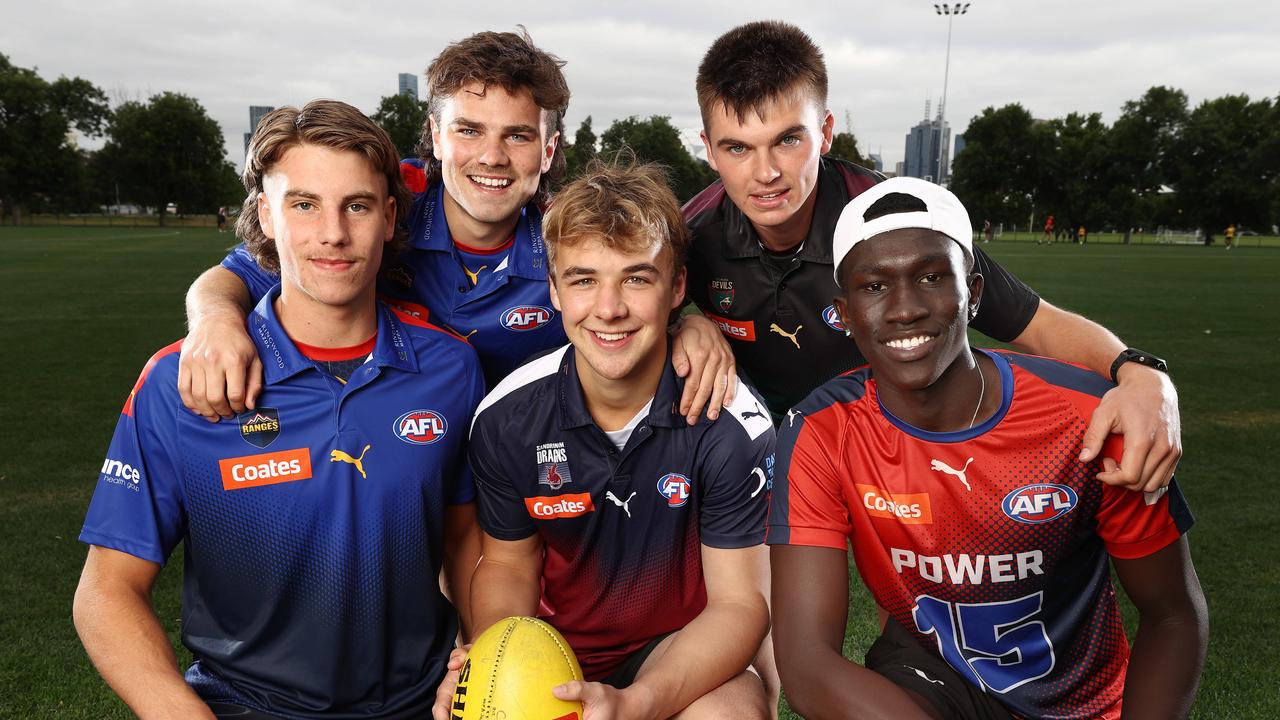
249;285;419;386
557;342;690;431
411;182;549;282
876;349;1015;443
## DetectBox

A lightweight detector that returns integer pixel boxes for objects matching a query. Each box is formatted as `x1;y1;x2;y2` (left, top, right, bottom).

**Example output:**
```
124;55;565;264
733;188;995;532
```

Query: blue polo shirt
468;344;775;680
221;181;567;388
80;287;485;719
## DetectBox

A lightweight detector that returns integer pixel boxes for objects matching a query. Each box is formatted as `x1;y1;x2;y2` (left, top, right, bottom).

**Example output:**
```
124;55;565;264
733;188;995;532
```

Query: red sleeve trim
1104;522;1185;560
385;301;471;344
767;525;848;550
122;339;184;417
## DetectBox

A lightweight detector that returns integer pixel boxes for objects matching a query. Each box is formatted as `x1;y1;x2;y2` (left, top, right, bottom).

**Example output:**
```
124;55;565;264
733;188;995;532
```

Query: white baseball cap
831;177;973;286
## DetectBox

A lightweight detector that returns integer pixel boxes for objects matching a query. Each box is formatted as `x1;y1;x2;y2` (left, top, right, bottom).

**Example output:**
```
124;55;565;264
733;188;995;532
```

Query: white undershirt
602;399;654;450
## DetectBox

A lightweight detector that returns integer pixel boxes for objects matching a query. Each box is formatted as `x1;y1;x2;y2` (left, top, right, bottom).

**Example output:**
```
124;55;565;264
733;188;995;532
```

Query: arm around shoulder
179;266;262;420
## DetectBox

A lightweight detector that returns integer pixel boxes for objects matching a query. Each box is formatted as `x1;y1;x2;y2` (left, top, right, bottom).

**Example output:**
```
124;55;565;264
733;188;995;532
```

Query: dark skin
772;229;1208;719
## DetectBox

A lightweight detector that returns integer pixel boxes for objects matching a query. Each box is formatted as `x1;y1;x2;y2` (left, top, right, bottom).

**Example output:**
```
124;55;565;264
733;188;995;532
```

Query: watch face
1113;348;1168;381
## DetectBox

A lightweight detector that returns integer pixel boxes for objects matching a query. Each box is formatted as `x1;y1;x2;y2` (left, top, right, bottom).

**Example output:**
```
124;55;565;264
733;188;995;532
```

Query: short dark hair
696;21;828;127
237;100;410;274
419;28;570;206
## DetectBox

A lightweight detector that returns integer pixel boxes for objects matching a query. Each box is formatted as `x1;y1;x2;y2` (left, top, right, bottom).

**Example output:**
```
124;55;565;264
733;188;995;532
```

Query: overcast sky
5;1;1276;171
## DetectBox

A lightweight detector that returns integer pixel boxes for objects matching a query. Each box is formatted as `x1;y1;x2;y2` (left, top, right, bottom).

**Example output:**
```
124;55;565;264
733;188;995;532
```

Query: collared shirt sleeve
469;406;537;541
445;360;488;506
79;356;186;565
220;243;280;304
970;245;1040;342
1095;439;1194;559
696;390;776;548
766;410;852;550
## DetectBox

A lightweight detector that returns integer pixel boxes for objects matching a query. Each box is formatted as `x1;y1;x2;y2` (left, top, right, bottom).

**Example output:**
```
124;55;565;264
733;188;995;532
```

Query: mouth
589;329;636;347
750;188;790;208
310;258;357;271
469;175;513;190
881;333;937;358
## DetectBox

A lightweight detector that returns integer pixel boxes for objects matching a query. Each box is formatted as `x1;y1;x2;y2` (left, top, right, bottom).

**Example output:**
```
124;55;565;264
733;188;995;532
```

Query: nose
752;150;781;186
593;281;627;321
884;283;928;325
320;205;348;246
477;133;509;168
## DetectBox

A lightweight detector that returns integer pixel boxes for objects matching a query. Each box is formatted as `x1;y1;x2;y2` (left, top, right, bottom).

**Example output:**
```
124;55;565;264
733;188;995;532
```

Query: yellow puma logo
769;323;803;349
463;265;488;286
329;445;371;479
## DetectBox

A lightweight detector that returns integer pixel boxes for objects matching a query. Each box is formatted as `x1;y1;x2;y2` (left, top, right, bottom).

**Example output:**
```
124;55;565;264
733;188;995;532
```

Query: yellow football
450;616;585;720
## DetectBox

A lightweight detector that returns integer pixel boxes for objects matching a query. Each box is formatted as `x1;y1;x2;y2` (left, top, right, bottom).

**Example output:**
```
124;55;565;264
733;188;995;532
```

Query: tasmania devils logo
1002;483;1078;524
822;305;845;332
393;409;448;445
501;305;554;332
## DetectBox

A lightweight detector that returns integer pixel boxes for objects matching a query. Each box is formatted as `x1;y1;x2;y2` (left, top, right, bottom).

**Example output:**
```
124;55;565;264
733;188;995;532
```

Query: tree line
950;87;1280;242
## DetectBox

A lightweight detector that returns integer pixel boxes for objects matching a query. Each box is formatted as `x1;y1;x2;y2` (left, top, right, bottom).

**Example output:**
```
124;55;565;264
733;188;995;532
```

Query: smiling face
835;228;982;398
258;143;394;314
549;237;687;396
430;82;558;243
701;89;834;250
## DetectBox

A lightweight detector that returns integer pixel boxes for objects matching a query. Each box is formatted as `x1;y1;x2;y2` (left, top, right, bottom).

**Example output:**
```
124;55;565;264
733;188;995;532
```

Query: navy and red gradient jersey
768;350;1194;720
469;345;775;680
81;287;485;719
222;174;566;389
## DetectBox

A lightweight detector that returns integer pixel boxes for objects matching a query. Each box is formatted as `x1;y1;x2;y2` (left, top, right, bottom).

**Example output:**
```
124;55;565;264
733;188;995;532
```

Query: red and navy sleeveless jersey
767;350;1193;720
469;345;775;680
80;287;486;719
221;180;566;389
682;157;1039;418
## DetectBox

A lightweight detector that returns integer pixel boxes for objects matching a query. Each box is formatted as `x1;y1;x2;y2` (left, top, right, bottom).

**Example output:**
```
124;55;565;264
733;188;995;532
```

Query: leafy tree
563;115;597;182
1102;87;1188;241
598;115;714;202
949;104;1051;227
0;54;109;224
826;131;866;168
371;92;428;160
1041;112;1110;234
99;92;233;225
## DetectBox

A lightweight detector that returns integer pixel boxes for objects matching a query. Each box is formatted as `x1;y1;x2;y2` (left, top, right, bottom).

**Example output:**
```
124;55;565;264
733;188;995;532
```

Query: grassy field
1;227;1277;718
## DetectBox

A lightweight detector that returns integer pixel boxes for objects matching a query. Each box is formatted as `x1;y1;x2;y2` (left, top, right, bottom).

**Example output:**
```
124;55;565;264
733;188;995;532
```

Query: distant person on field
74;101;485;720
216;206;227;233
982;218;992;243
1039;213;1054;244
1225;223;1236;250
769;177;1208;720
1078;224;1087;244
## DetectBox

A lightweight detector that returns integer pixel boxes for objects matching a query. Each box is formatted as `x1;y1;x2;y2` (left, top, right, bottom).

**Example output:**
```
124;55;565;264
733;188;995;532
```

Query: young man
73;101;486;719
455;161;774;719
686;21;1179;493
768;178;1207;720
181;29;732;425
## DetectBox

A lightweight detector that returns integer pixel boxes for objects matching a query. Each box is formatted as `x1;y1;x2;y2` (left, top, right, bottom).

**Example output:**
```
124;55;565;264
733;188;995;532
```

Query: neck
753;180;820;252
877;349;998;433
442;187;521;250
274;285;379;349
577;341;668;432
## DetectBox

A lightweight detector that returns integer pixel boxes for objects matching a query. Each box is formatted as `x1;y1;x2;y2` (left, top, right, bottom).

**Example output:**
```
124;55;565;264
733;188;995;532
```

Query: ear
967;270;984;321
541;129;560;175
383;195;396;243
430;116;443;161
700;130;719;173
670;267;687;310
834;296;852;332
819;109;835;155
257;191;274;238
548;274;562;313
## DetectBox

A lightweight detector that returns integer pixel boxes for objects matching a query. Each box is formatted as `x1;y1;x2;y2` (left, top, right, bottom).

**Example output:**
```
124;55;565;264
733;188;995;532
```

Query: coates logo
822;305;845;332
218;448;312;490
501;305;554;332
656;473;692;507
1002;484;1079;524
394;409;447;445
856;485;932;524
525;493;595;519
704;312;757;342
100;458;141;490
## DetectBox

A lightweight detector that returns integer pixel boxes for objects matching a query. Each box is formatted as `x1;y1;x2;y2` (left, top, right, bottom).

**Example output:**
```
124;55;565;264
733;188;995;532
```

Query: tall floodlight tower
934;3;970;185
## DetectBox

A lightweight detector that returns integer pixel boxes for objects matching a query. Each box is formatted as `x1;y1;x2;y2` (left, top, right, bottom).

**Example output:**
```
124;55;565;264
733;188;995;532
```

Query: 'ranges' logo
656;473;692;507
218;448;312;490
501;305;554;332
238;407;280;448
1002;483;1078;524
822;305;845;332
394;409;447;445
525;493;595;519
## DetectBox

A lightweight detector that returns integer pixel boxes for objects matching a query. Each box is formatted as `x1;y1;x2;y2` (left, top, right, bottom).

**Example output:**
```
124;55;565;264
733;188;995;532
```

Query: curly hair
418;27;570;206
236;100;412;274
696;21;827;127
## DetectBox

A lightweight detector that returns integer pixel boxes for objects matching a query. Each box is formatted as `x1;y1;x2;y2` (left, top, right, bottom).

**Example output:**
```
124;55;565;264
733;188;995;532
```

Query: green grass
2;229;1277;718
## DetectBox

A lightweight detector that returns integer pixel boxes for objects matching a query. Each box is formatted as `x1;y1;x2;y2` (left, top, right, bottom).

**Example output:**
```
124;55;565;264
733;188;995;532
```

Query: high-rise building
244;105;275;154
399;73;419;101
903;100;951;184
867;153;884;173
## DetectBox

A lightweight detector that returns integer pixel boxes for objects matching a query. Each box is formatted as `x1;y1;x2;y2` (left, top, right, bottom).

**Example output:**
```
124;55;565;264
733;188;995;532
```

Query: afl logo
1002;483;1078;524
394;409;448;445
656;473;692;507
822;305;845;332
501;305;554;332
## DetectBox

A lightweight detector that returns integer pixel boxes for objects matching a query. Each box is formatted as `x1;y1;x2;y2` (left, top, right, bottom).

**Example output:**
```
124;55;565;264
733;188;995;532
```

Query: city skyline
5;1;1275;171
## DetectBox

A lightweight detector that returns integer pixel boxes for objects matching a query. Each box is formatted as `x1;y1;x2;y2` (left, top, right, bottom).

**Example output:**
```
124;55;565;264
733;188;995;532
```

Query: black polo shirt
469;344;774;681
683;157;1040;417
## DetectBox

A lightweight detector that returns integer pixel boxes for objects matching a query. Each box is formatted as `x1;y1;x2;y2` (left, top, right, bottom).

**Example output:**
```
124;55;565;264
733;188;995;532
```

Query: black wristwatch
1110;348;1168;383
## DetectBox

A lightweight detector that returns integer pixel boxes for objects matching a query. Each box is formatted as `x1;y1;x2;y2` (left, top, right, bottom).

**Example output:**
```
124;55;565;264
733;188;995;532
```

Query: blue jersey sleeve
221;243;280;303
469;407;537;541
445;360;487;506
79;352;187;564
695;381;775;548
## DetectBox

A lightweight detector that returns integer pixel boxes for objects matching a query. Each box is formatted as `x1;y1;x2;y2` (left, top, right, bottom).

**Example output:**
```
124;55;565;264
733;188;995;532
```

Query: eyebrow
283;189;379;204
560;263;661;278
854;253;954;275
451;117;540;136
716;124;808;150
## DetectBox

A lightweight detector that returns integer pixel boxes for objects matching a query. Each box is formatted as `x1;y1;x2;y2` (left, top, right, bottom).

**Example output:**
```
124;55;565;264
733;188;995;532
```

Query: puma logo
330;445;371;479
769;323;803;349
903;665;945;686
740;402;768;422
463;264;488;286
786;409;802;428
750;467;768;498
604;490;637;518
930;457;974;491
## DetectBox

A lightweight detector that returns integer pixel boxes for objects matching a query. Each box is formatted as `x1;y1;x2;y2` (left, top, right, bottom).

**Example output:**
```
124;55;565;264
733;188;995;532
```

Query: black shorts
206;702;281;719
864;618;1011;720
600;632;674;689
